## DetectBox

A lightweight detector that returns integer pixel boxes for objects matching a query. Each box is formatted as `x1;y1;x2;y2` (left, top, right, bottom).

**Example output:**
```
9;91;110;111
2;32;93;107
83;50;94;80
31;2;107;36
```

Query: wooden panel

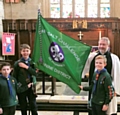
19;31;30;45
2;18;120;63
31;31;35;54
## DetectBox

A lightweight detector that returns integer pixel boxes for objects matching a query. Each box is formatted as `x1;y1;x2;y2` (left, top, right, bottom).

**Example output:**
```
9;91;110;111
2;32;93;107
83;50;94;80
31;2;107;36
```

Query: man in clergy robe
82;37;120;115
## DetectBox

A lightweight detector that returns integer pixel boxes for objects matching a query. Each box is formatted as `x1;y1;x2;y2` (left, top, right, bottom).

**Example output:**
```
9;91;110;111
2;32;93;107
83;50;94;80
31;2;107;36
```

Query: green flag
32;9;91;94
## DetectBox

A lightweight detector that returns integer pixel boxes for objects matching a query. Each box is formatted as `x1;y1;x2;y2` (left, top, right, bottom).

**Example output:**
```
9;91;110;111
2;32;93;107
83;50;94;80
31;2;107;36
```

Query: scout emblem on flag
32;9;91;94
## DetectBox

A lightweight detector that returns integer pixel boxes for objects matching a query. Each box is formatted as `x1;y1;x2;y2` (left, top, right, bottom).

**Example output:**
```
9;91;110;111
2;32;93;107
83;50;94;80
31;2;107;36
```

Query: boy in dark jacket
13;44;38;115
0;62;18;115
79;55;114;115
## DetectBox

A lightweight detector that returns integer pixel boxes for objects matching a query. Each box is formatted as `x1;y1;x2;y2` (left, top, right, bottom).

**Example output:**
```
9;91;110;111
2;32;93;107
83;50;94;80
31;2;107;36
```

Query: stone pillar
0;0;4;59
0;0;4;39
41;0;50;18
111;0;120;18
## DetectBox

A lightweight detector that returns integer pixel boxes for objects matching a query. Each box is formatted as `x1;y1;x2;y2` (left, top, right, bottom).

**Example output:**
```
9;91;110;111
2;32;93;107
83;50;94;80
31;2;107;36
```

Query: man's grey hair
99;37;110;45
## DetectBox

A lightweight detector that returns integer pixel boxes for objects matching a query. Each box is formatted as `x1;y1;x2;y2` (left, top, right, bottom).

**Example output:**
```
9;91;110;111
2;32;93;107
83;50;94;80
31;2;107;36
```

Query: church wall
110;0;120;18
0;0;4;36
3;0;120;19
0;0;4;58
3;0;42;19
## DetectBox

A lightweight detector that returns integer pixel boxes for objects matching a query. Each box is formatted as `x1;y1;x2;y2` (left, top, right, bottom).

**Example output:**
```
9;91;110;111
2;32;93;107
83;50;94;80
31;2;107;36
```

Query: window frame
49;0;110;18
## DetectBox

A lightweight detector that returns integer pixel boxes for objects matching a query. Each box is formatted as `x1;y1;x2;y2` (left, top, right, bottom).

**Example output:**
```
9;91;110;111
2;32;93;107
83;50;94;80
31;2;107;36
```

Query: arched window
50;0;110;18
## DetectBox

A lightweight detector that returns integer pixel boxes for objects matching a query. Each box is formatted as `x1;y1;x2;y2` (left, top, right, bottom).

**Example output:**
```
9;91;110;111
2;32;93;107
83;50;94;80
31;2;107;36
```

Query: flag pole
37;4;43;64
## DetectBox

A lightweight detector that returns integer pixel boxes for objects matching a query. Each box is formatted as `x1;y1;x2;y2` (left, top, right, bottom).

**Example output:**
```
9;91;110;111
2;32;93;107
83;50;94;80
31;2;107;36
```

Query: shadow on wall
21;0;27;3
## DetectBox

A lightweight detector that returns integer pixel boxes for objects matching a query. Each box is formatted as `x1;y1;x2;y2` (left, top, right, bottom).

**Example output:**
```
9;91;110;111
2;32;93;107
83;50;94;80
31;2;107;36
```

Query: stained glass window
88;0;97;17
75;0;85;18
100;0;110;17
101;0;110;3
62;0;72;18
50;0;110;18
50;0;60;18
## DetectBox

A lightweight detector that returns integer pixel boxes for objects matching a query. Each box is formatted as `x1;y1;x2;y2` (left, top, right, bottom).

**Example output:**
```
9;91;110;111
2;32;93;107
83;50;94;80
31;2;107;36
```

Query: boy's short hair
20;44;31;50
95;55;107;64
0;62;11;70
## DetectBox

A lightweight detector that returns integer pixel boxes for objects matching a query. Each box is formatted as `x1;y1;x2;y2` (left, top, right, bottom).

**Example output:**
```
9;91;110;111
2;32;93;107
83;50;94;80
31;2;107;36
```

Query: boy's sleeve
83;83;93;91
27;62;38;76
32;75;37;85
14;77;28;93
17;83;29;93
104;76;115;105
13;61;29;93
83;73;95;91
12;61;19;79
27;67;37;76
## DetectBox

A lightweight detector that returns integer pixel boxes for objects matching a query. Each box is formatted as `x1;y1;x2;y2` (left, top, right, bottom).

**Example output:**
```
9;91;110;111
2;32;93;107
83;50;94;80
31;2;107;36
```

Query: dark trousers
88;109;92;115
2;106;16;115
92;102;106;115
73;111;79;115
18;88;38;115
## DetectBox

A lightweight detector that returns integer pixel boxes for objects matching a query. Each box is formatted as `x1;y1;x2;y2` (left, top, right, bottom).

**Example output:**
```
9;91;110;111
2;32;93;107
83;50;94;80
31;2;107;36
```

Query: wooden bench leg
73;111;79;115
